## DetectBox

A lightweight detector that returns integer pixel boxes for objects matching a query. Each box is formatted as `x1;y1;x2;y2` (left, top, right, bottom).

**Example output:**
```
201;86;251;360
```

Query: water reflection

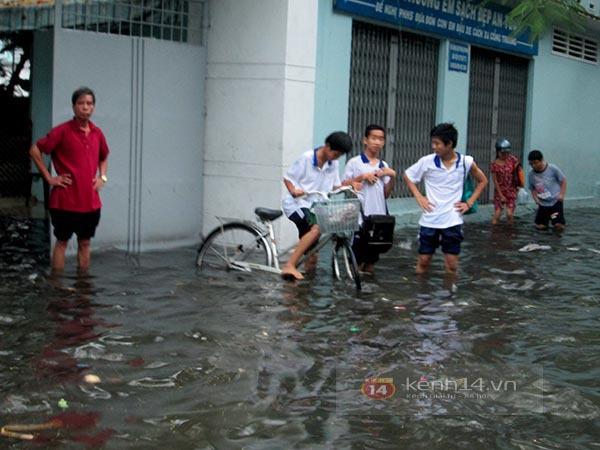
1;210;600;448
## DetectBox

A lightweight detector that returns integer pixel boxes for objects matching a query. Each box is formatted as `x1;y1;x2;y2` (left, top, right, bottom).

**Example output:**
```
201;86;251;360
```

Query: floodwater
1;209;599;449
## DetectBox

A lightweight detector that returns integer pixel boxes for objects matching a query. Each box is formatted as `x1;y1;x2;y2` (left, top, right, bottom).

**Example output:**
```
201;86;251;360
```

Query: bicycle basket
312;198;361;234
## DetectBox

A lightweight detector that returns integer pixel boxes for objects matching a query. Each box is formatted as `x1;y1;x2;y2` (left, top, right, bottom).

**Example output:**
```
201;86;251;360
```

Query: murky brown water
1;210;599;449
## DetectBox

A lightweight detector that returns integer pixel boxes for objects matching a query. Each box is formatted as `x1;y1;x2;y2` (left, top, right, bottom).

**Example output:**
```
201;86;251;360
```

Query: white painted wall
527;29;600;201
436;40;470;148
51;29;133;252
139;41;205;248
313;0;352;146
203;0;319;249
50;29;206;252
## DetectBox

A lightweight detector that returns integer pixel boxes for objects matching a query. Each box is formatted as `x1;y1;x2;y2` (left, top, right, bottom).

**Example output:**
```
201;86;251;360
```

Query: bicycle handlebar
300;185;356;200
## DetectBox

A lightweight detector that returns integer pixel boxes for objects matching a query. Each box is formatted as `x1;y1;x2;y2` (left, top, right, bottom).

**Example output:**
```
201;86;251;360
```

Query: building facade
314;0;600;221
1;0;599;252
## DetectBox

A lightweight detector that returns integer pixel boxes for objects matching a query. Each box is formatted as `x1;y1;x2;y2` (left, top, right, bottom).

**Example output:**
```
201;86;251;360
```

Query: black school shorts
50;209;101;241
535;201;565;227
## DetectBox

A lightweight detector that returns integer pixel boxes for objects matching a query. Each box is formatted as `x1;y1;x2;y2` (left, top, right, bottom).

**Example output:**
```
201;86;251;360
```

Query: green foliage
0;34;31;98
479;0;588;42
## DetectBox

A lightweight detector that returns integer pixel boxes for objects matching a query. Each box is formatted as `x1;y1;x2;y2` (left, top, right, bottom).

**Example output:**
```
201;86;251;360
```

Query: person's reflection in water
29;273;117;446
415;270;458;298
34;274;114;383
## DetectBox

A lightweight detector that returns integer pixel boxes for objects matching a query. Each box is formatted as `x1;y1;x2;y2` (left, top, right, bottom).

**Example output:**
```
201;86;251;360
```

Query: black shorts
288;208;312;239
535;201;565;227
50;209;101;241
288;208;318;251
418;225;464;255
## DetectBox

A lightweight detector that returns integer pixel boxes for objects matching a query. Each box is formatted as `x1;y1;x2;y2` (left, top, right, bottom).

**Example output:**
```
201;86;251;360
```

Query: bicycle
196;187;362;291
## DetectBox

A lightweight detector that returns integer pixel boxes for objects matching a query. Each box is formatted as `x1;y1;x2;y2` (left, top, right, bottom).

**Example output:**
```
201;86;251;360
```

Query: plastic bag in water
517;188;530;205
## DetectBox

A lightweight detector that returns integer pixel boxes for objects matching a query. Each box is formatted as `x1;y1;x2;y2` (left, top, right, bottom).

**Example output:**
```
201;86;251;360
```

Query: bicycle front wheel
332;236;361;291
196;223;271;270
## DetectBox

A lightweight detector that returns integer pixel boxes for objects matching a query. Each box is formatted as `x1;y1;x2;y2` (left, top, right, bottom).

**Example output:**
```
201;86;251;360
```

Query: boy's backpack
461;155;478;214
514;163;525;188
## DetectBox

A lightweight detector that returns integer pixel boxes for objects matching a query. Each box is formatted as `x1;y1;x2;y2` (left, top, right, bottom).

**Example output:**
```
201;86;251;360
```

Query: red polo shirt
37;118;110;212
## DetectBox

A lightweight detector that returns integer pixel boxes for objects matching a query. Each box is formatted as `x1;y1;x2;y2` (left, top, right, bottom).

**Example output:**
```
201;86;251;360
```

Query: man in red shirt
30;87;110;273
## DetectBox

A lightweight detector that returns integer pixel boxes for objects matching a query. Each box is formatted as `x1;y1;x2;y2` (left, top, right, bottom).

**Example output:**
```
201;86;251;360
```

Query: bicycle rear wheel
332;236;361;291
196;223;270;270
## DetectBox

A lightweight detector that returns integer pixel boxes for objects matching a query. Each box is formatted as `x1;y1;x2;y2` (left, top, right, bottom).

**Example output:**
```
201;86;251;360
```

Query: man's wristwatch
100;174;108;183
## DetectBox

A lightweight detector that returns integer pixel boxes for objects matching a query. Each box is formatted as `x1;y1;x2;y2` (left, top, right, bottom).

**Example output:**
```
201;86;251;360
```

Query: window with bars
61;0;203;44
552;28;598;64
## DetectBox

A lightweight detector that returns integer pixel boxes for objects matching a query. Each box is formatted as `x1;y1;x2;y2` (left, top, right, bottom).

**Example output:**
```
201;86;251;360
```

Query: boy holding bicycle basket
281;131;354;280
342;124;397;274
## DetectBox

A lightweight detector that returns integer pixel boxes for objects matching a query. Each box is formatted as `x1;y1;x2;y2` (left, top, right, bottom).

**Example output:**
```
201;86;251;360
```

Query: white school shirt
282;148;342;218
343;153;391;219
404;153;473;229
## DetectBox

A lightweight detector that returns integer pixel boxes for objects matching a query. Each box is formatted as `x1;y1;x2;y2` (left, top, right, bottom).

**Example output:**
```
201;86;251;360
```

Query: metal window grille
466;47;529;204
61;0;203;44
392;31;439;199
552;28;598;64
1;1;204;43
348;21;439;199
0;5;55;31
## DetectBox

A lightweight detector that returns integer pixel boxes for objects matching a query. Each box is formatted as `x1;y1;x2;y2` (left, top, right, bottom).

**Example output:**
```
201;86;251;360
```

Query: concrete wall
52;29;134;251
527;28;600;202
50;29;205;252
436;40;470;148
313;0;353;146
313;6;600;221
203;0;319;248
311;4;464;219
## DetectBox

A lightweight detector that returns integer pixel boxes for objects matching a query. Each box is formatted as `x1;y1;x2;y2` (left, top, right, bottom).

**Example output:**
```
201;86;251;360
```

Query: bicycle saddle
255;208;283;221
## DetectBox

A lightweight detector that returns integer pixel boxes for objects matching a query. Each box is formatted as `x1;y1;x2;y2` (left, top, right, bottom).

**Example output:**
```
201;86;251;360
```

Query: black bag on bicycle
361;214;395;254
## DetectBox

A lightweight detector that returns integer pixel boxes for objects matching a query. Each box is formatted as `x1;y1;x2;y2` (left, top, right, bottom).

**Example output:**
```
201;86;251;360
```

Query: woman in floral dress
490;139;520;224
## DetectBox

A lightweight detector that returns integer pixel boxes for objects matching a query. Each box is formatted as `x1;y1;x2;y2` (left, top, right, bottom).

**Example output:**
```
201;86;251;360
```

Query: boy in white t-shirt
403;123;487;274
281;131;353;280
342;124;396;273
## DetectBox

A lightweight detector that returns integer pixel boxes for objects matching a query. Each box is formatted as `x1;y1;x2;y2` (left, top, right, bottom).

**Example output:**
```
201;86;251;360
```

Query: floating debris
83;374;101;384
519;243;551;252
518;244;551;252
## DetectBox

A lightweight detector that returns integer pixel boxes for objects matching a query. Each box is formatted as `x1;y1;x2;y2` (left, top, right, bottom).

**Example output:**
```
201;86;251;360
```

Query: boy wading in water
403;123;488;274
528;150;567;231
281;132;353;280
342;124;396;274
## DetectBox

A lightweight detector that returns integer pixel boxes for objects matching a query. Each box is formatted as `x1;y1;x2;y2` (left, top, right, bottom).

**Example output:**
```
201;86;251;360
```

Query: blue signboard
448;41;469;72
334;0;538;56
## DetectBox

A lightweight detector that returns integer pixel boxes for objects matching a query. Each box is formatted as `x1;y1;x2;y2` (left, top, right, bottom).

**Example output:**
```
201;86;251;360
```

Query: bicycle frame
223;217;281;274
220;216;350;275
205;186;359;276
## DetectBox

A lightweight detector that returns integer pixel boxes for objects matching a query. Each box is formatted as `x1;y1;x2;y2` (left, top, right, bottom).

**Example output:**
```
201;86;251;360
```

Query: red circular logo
361;378;396;400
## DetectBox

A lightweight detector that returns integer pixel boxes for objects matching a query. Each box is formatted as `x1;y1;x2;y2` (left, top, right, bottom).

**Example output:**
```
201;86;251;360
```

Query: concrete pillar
203;0;318;250
436;40;470;151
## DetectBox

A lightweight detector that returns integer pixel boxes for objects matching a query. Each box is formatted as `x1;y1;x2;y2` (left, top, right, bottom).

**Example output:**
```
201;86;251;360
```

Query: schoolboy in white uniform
403;123;487;274
342;124;396;273
281;131;353;280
